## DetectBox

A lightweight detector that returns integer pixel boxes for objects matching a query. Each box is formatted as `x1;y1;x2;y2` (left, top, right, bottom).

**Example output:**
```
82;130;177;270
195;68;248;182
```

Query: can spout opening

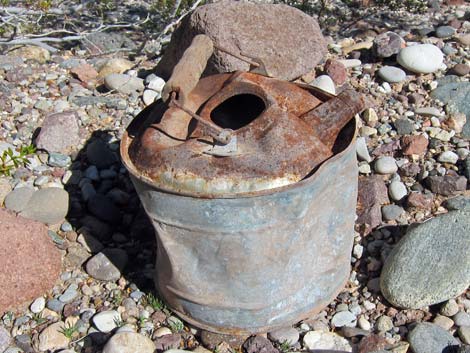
210;94;266;130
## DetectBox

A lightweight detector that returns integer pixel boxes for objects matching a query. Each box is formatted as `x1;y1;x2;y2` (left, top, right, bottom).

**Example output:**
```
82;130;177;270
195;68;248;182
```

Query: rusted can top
127;71;365;196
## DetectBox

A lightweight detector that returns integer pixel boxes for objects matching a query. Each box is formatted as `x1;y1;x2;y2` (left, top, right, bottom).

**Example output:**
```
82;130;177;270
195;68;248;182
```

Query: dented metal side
121;111;358;334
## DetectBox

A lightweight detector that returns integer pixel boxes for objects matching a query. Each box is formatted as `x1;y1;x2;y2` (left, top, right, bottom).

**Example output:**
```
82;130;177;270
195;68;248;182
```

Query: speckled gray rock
444;195;470;210
380;210;470;309
155;1;327;81
408;323;459;353
378;66;406;83
4;187;34;212
86;248;128;281
20;188;69;224
435;26;456;38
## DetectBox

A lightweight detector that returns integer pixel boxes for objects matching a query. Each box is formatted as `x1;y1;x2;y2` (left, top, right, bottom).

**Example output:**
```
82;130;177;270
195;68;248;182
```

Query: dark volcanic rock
425;175;467;196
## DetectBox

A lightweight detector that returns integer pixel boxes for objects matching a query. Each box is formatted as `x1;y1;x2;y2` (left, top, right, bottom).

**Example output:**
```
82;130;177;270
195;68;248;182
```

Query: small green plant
111;290;123;306
113;316;125;328
31;312;47;325
24;0;53;11
59;322;79;339
0;145;36;176
168;318;184;332
144;293;167;311
279;340;291;353
2;311;14;325
137;316;147;327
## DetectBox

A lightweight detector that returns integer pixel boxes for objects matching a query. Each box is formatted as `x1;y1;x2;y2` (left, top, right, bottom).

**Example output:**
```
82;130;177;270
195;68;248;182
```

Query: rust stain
128;71;365;195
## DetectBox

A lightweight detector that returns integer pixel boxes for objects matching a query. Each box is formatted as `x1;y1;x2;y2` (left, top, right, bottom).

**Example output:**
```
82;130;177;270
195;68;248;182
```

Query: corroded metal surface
128;71;364;195
121;104;358;333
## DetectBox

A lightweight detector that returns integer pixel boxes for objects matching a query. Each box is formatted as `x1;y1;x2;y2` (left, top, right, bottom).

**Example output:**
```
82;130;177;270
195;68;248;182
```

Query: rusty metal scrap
127;71;365;195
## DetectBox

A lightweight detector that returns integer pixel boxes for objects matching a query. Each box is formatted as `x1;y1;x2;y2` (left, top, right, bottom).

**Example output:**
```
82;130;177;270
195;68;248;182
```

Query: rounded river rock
380;210;470;309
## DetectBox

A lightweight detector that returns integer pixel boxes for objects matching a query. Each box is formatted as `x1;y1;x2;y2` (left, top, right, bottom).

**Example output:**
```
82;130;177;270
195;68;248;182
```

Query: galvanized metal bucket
121;105;358;334
120;34;364;335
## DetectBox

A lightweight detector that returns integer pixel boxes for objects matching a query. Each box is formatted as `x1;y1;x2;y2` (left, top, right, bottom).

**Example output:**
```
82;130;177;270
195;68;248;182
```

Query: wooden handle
162;34;214;105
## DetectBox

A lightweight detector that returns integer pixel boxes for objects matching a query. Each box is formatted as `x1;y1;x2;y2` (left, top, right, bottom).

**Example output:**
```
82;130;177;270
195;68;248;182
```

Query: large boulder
0;208;61;314
156;1;327;81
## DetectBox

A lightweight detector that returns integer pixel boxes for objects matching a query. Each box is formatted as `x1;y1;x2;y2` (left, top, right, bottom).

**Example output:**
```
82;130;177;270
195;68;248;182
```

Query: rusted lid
127;72;365;195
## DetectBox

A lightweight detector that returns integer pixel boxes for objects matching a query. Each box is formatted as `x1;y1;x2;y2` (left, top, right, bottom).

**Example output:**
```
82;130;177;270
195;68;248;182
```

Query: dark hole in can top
210;94;266;130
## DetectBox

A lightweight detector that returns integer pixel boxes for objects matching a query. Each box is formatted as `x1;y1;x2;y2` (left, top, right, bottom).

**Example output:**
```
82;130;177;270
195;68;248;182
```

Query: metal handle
169;92;233;145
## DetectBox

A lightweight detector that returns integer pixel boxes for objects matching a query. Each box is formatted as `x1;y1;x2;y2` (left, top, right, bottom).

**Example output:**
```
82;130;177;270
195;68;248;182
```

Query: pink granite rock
35;111;80;154
0;208;61;314
156;1;327;81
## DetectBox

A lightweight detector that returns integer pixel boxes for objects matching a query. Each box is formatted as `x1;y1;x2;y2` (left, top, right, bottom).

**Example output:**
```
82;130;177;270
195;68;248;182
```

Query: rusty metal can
121;102;358;334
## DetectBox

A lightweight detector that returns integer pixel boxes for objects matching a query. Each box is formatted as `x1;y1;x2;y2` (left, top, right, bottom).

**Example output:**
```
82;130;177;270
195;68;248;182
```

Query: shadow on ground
64;129;157;292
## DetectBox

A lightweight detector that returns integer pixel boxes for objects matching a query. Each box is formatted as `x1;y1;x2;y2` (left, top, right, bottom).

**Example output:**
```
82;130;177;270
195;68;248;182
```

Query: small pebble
330;311;357;328
435;25;456;38
438;151;458;164
92;310;121;333
30;297;46;313
375;156;398;174
389;181;407;201
454;312;470;327
310;75;336;95
440;299;459;316
376;315;394;332
378;66;406;83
